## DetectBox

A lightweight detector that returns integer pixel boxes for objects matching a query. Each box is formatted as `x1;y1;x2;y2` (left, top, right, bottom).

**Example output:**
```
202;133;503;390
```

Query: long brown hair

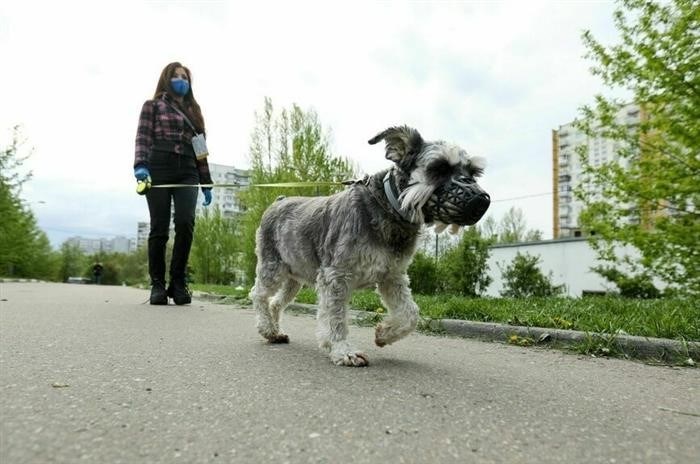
153;62;205;132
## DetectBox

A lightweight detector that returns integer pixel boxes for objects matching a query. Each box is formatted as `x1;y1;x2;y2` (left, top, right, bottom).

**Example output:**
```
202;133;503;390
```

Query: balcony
559;174;571;183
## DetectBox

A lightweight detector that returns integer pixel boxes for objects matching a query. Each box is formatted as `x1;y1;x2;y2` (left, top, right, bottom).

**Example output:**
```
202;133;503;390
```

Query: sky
1;0;622;248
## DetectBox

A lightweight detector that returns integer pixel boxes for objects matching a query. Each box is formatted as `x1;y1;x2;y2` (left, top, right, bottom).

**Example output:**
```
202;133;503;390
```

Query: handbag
164;97;209;160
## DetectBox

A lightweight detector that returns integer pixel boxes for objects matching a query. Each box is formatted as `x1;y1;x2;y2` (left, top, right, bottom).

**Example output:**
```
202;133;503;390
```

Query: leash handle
136;176;152;195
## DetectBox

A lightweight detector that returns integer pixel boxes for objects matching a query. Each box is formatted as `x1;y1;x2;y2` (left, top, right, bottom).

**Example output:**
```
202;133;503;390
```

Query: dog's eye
426;159;453;181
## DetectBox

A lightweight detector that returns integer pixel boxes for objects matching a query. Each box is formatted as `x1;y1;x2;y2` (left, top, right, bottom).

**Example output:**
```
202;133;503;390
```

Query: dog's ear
368;126;423;164
468;155;487;178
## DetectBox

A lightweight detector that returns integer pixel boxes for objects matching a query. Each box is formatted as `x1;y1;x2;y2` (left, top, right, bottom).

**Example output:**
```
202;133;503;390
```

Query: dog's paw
265;333;289;344
375;323;392;347
331;351;369;367
375;316;417;347
329;342;369;367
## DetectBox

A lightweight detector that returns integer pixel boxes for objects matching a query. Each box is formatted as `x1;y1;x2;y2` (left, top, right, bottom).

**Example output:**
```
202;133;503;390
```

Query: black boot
150;280;168;305
167;278;191;305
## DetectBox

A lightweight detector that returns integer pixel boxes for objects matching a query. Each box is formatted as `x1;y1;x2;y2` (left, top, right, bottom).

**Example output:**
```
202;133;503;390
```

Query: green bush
593;266;660;299
437;228;492;296
500;252;563;297
407;251;439;295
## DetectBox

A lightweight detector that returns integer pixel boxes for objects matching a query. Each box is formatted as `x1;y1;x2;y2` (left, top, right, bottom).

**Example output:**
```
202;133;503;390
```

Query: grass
190;284;700;342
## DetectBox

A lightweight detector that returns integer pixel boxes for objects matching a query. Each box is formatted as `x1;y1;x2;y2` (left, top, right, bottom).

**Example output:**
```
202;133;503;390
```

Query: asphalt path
1;282;698;463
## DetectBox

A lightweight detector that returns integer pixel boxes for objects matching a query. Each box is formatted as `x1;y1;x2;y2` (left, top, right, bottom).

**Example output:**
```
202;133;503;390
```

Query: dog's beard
432;221;462;235
398;183;434;223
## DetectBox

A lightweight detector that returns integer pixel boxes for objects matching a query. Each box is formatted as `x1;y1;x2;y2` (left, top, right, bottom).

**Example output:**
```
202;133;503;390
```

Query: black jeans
145;148;199;283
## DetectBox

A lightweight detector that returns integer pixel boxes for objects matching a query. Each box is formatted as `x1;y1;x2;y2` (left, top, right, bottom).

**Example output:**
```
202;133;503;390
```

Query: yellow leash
136;180;346;195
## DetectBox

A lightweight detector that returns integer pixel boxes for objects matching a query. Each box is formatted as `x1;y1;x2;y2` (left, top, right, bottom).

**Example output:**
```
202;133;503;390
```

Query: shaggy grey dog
250;126;489;366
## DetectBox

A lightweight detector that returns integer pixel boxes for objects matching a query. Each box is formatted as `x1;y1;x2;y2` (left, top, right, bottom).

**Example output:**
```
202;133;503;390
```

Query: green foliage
117;246;149;286
294;287;317;304
576;0;700;294
417;294;697;341
500;252;564;298
407;251;439;295
593;265;661;299
0;125;56;279
57;242;87;282
238;97;356;282
191;206;241;284
438;227;492;296
54;246;148;286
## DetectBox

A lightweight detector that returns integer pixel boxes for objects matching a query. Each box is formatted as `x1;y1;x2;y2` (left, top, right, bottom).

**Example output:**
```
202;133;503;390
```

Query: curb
197;297;698;363
430;319;699;361
281;303;699;362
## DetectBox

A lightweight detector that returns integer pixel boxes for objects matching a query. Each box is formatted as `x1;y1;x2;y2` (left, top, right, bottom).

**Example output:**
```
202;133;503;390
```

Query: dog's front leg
375;274;419;347
316;268;368;367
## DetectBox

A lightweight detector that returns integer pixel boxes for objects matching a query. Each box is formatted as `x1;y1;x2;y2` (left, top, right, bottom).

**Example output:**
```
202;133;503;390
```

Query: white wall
485;238;644;297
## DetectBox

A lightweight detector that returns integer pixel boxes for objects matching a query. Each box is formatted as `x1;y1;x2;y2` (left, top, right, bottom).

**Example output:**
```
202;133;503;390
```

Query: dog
250;126;490;366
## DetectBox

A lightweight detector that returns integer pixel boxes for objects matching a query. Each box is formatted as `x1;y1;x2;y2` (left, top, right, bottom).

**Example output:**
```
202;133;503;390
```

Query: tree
238;98;356;282
477;208;543;244
57;242;87;282
0;126;55;278
500;252;564;298
478;215;499;242
438;227;492;296
118;246;148;286
576;0;700;294
499;207;543;243
190;206;241;284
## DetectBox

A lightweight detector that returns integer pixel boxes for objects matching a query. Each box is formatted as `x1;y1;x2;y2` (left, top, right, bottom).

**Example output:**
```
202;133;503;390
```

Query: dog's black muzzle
424;176;490;226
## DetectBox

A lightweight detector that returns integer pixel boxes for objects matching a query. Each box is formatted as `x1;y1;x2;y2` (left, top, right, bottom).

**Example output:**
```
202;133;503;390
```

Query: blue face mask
170;78;190;96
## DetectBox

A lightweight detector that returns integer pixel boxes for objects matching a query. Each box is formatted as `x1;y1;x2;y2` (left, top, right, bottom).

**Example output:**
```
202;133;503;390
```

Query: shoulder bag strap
162;96;199;134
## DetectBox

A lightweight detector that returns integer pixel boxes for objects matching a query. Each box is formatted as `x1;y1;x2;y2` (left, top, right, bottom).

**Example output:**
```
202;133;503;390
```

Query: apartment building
65;235;136;254
552;103;641;238
194;163;251;218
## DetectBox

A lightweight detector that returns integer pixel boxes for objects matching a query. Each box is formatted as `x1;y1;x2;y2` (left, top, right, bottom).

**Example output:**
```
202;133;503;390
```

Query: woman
133;62;213;305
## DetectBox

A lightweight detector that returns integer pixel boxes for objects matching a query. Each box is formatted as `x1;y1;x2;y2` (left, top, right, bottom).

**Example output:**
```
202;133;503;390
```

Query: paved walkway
1;282;698;463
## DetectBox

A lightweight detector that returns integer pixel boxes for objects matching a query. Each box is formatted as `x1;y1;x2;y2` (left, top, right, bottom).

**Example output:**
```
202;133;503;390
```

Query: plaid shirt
134;94;212;185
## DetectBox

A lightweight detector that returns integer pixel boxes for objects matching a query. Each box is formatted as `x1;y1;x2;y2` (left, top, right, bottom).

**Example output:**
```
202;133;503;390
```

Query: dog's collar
382;171;414;223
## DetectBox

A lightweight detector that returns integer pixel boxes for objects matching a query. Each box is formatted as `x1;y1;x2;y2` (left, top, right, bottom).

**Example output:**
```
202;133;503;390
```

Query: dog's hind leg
251;262;291;344
375;274;419;347
268;278;302;335
316;268;368;367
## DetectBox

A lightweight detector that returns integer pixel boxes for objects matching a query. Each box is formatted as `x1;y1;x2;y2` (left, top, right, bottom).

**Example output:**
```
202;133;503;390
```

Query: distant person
92;262;103;285
133;62;213;305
